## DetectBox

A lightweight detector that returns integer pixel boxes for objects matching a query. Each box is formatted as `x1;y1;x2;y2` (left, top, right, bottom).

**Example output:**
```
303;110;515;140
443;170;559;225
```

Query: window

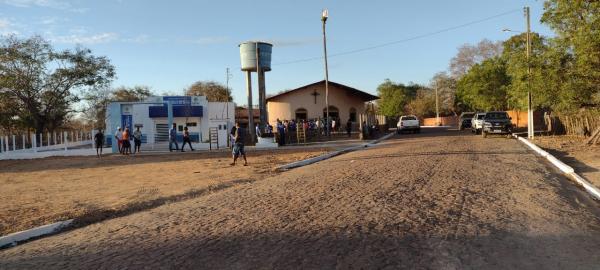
178;125;184;131
186;122;197;127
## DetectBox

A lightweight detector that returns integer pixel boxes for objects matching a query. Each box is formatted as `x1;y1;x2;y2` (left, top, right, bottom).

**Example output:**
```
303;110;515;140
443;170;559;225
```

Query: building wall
266;84;368;127
105;97;234;148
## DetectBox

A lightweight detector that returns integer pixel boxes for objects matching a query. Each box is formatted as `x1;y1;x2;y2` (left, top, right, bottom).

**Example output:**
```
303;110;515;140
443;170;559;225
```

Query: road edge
513;134;600;201
275;132;396;171
0;219;73;249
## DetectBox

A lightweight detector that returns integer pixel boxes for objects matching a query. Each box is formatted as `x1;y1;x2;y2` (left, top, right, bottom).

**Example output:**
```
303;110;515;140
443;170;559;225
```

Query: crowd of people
270;117;354;145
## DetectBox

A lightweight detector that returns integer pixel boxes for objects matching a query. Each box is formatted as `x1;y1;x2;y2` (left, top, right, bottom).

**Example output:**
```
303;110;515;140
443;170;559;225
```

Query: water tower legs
245;71;255;142
258;70;267;132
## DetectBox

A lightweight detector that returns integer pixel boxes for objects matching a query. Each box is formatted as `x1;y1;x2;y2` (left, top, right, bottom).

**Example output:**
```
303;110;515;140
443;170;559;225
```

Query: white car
471;112;486;134
397;115;420;134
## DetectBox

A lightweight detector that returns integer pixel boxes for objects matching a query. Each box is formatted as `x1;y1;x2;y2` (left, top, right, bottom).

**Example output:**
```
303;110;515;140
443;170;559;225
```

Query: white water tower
239;41;272;141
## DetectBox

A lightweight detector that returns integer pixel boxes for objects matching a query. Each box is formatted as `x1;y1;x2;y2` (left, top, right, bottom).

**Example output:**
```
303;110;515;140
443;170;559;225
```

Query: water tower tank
239;41;272;71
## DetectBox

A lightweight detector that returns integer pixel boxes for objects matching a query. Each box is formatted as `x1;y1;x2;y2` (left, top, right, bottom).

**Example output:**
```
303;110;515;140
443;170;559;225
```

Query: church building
266;80;379;126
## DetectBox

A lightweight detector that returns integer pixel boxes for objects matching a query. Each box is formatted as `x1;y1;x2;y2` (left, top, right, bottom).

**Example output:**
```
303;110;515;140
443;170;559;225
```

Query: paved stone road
1;128;600;269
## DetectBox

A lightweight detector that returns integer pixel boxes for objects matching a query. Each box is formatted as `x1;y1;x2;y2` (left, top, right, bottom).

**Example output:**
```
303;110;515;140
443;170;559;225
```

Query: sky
0;0;554;105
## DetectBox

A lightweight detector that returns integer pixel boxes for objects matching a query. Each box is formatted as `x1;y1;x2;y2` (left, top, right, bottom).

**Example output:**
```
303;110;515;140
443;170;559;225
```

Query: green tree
456;57;510;111
0;35;115;134
501;32;557;110
376;79;421;117
542;0;600;109
185;81;232;102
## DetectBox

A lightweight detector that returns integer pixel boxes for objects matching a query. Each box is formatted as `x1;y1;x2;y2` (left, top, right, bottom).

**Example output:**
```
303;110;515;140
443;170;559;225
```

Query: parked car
471;112;486;134
458;112;475;130
482;111;513;138
397;115;420;134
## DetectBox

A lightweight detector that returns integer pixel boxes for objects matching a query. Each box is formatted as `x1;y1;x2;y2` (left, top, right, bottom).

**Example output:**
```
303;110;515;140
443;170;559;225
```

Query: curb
0;219;73;249
276;132;395;171
513;134;600;201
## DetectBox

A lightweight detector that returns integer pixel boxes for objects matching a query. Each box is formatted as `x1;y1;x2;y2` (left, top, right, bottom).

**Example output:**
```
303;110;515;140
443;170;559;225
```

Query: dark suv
458;112;475;130
482;111;513;138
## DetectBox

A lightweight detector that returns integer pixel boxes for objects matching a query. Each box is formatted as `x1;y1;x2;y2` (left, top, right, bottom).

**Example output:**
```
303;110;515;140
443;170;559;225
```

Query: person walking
181;126;194;152
277;120;285;146
346;119;352;137
255;123;262;139
230;122;247;166
133;126;142;154
230;124;237;149
122;127;131;155
114;127;123;154
169;123;179;152
94;130;104;157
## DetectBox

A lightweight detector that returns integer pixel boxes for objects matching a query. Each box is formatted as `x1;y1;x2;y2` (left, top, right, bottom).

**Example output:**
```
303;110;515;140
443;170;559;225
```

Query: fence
545;110;600;136
0;130;95;159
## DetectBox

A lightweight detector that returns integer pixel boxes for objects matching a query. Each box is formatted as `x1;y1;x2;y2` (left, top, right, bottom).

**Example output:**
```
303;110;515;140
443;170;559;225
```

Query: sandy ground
1;128;600;269
0;147;331;236
533;135;600;188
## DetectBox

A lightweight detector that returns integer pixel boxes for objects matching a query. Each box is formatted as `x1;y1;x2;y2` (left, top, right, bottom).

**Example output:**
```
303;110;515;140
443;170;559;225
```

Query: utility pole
525;6;533;139
435;86;440;126
226;68;232;147
322;9;330;137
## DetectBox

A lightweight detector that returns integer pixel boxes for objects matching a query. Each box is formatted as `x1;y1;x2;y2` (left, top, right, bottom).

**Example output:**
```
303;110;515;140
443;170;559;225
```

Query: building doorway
323;106;339;119
295;108;308;121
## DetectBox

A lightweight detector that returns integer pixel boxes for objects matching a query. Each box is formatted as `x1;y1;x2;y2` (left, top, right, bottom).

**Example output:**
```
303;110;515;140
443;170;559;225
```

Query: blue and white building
106;96;235;153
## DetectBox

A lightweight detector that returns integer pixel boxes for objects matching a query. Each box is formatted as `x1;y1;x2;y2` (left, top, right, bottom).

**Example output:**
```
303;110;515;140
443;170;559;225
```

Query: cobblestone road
1;128;599;269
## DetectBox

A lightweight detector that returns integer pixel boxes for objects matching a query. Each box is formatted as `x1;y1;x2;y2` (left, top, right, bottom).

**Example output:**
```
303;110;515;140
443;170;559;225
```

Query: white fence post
22;135;26;150
39;133;43;148
31;134;36;152
64;131;68;151
4;136;8;152
12;135;16;151
0;136;3;153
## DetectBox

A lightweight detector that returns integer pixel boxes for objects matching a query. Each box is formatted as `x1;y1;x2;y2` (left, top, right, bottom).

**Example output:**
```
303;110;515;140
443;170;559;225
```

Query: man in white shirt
114;127;123;154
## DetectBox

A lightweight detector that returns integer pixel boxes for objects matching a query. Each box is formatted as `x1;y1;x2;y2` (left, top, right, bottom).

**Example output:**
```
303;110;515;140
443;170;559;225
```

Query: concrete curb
513;134;600;201
276;132;395;171
0;219;73;249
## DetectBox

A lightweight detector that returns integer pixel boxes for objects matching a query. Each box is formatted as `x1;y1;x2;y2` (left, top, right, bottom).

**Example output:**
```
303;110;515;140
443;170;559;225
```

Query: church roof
266;80;379;102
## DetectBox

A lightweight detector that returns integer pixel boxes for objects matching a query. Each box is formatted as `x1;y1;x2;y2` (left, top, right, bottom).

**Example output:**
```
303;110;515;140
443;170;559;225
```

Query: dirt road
2;128;600;269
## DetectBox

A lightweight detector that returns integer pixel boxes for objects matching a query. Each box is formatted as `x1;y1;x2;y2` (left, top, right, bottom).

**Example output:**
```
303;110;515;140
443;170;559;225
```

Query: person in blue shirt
169;123;179;152
230;122;248;166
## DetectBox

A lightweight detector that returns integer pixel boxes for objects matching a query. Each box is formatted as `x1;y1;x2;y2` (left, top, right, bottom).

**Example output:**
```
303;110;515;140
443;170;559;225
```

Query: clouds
50;32;119;44
0;0;88;12
0;17;19;35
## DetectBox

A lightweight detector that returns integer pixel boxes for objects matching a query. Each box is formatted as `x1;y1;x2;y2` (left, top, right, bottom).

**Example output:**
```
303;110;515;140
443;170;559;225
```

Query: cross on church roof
311;89;320;104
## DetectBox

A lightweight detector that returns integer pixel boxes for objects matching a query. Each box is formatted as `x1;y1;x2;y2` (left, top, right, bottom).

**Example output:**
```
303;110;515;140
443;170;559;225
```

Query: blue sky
0;0;553;105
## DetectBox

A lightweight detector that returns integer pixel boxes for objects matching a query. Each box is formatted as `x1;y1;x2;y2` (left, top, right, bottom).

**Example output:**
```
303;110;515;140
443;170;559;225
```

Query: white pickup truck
397;115;420;134
471;112;486;134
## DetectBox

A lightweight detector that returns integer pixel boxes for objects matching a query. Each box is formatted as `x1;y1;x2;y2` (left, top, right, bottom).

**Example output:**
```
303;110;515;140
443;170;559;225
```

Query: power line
273;8;521;66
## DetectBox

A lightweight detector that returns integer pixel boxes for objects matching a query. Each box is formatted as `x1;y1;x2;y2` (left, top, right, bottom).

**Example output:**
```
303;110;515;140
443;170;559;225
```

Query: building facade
106;96;234;152
266;80;378;126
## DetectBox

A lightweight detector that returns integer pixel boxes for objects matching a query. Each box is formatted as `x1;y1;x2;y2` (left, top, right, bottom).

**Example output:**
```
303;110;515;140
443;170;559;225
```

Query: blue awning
148;105;203;118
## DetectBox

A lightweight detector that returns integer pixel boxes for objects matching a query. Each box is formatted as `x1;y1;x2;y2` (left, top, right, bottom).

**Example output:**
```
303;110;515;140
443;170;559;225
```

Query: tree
430;72;458;115
185;81;232;102
0;35;115;134
376;79;421;117
406;88;436;118
449;39;503;78
456;57;510;111
501;32;559;110
542;0;600;109
111;85;152;102
81;85;152;129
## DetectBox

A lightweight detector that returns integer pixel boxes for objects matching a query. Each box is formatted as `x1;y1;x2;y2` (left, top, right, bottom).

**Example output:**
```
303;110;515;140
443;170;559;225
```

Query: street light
321;9;330;137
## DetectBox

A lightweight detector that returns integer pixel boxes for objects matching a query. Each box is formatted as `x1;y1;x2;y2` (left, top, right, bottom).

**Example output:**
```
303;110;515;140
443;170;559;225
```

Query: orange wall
422;110;543;128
